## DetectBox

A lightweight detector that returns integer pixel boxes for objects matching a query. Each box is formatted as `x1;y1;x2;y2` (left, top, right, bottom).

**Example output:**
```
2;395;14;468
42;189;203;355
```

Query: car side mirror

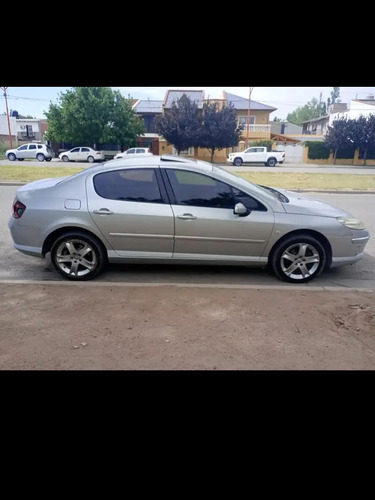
234;202;249;217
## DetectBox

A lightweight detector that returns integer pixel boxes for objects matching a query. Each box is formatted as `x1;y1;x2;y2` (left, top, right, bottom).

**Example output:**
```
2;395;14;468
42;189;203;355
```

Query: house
328;95;375;125
301;115;329;139
133;89;278;162
0;115;17;148
16;118;44;142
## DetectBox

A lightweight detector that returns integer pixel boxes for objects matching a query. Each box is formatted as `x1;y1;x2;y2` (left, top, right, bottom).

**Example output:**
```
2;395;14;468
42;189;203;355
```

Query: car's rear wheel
271;234;326;283
62;155;69;162
37;153;45;162
266;157;277;167
8;153;16;161
233;157;243;166
87;156;94;163
50;232;106;281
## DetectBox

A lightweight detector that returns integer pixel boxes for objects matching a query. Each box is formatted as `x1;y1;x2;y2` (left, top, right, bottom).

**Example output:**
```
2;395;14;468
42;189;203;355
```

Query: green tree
197;102;243;162
155;94;201;155
349;115;375;166
324;116;351;164
287;96;327;126
45;87;144;149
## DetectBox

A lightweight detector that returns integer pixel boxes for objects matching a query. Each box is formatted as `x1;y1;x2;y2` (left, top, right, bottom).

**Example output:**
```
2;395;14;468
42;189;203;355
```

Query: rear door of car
27;144;38;158
86;167;174;258
80;147;91;161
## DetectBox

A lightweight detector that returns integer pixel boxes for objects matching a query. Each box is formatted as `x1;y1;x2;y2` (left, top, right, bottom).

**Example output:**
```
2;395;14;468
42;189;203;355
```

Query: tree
155;94;201;155
324;116;351;164
197;102;243;162
331;87;340;104
45;87;144;149
349;115;375;166
287;96;327;126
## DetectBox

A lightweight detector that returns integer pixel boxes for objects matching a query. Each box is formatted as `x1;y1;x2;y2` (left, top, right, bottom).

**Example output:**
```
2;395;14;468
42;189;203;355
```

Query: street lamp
245;86;254;148
0;86;13;148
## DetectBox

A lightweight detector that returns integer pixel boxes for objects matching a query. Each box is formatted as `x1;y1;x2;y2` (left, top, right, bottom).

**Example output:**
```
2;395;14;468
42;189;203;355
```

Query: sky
2;86;375;120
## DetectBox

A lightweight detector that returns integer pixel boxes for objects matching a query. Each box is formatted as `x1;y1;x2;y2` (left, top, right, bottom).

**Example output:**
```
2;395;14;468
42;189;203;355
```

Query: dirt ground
1;283;375;370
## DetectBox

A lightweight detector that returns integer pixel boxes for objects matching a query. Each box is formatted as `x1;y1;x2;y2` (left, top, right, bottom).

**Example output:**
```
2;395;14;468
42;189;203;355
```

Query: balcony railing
240;124;271;132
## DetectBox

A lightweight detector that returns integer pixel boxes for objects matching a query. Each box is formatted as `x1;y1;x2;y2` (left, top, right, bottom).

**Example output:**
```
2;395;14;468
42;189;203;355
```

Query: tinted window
18;145;28;151
71;148;80;153
94;168;163;203
81;148;90;152
37;145;43;149
29;145;37;150
166;170;234;209
126;149;135;154
136;148;146;153
231;187;267;212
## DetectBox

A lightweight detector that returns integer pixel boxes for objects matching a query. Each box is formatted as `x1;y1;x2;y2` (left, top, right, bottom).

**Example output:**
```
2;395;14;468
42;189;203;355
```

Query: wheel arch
42;226;108;262
268;229;332;269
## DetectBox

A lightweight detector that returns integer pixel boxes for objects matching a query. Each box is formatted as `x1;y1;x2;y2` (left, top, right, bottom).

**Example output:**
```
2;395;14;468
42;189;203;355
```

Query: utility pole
0;87;13;148
245;87;254;148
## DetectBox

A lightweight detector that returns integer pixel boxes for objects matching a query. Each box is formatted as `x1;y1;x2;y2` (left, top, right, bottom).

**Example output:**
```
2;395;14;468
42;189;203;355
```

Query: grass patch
235;171;375;191
0;164;374;191
0;165;85;182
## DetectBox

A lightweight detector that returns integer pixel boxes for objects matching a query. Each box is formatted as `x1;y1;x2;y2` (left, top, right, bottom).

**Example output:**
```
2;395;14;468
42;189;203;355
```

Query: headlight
337;217;365;230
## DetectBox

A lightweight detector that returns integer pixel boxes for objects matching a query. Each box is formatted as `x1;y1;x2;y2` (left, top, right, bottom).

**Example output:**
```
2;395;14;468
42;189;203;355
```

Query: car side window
71;148;80;153
29;145;37;150
231;187;267;212
136;148;145;154
81;148;90;152
126;149;135;154
165;170;234;209
37;145;43;149
93;168;163;204
19;145;28;151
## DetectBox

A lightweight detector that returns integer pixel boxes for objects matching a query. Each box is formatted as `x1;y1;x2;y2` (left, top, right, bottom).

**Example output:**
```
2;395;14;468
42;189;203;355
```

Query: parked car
8;155;370;283
59;147;105;163
6;143;53;162
227;147;285;167
113;147;153;160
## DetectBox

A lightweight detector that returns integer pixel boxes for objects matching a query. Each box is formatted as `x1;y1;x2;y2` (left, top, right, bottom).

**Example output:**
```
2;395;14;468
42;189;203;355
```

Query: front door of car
69;147;81;161
86;168;174;258
16;145;28;159
163;168;275;261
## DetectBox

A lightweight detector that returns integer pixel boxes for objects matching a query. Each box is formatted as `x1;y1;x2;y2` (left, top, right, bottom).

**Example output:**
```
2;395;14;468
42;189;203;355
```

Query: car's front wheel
62;155;69;162
50;232;106;281
37;153;45;162
46;158;52;162
233;157;243;166
87;156;94;163
7;153;16;161
271;234;326;283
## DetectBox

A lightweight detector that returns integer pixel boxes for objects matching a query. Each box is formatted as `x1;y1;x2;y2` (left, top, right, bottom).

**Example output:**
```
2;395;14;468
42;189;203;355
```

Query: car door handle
177;214;197;220
93;209;114;215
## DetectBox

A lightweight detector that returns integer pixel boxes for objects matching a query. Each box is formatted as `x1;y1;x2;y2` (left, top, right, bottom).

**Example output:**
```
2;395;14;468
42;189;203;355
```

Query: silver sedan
8;155;370;283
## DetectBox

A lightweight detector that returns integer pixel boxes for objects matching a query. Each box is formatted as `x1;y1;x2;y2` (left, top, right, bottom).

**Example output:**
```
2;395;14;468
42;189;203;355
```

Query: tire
8;153;16;161
271;234;326;283
233;157;243;166
18;158;24;161
37;153;45;162
87;156;94;163
266;157;277;167
46;158;52;162
62;155;69;162
50;231;106;281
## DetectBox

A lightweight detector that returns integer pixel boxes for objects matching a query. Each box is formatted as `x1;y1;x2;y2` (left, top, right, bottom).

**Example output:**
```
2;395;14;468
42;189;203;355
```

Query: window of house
238;116;255;127
93;168;163;204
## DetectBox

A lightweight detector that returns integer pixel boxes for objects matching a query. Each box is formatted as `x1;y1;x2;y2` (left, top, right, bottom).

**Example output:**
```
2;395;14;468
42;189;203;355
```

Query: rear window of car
93;168;163;204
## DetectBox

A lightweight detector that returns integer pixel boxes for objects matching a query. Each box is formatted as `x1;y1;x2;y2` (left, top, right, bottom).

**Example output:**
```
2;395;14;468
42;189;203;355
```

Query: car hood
276;188;351;218
17;176;69;192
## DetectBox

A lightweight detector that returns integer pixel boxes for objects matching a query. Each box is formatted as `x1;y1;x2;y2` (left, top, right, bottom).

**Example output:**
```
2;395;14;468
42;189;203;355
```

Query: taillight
13;199;26;219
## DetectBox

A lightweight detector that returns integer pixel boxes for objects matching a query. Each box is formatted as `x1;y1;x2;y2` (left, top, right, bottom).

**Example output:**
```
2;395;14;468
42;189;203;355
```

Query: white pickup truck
227;147;285;167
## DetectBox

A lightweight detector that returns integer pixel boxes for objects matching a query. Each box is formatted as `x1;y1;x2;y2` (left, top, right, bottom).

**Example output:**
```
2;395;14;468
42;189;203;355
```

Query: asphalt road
1;185;374;289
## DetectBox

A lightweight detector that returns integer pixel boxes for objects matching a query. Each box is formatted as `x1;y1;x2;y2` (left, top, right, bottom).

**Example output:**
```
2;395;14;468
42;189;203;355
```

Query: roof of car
97;154;214;172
